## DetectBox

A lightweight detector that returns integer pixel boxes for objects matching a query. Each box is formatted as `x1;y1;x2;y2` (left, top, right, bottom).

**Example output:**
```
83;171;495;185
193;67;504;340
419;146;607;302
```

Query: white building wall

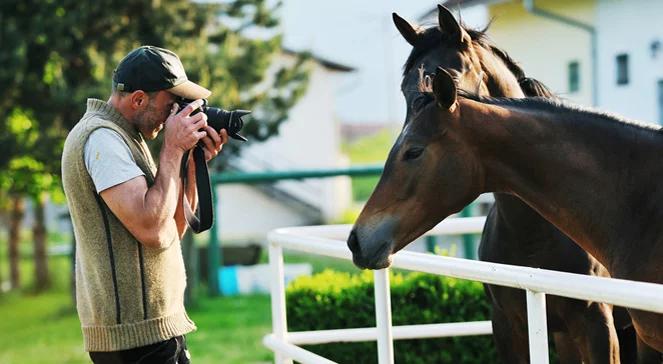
215;184;316;242
244;60;351;219
486;0;596;106
596;0;663;122
219;55;352;243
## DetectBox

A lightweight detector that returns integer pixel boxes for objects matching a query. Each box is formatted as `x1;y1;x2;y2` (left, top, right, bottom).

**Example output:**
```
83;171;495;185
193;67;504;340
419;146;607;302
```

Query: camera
177;98;249;141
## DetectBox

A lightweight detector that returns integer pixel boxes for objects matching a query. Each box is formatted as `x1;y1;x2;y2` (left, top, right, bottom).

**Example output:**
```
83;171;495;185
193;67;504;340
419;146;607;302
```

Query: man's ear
393;12;420;47
432;67;457;111
437;4;471;45
130;90;147;108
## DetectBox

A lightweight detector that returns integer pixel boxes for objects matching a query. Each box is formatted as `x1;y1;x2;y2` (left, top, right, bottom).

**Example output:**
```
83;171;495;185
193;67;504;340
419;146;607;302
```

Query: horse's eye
411;94;433;111
402;147;424;161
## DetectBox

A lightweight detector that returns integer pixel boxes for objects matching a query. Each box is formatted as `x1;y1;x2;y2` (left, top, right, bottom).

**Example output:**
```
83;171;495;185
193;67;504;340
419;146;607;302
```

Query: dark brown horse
347;64;663;353
391;6;634;363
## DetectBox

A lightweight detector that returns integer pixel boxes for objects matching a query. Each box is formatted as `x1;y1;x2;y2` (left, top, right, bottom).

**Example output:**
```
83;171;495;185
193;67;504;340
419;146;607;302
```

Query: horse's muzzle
347;228;392;269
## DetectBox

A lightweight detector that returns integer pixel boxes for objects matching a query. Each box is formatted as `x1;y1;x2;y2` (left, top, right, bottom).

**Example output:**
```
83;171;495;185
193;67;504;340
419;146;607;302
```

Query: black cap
112;46;211;99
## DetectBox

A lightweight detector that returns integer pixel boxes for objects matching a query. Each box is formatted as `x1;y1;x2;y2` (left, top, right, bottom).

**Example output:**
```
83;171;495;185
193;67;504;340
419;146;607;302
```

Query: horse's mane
518;77;556;98
456;90;662;132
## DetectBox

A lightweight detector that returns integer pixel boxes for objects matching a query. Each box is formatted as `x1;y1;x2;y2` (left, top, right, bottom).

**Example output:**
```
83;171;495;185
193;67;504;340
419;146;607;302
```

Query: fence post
425;235;437;253
269;242;292;364
460;205;477;259
374;269;394;364
208;186;221;296
526;289;549;364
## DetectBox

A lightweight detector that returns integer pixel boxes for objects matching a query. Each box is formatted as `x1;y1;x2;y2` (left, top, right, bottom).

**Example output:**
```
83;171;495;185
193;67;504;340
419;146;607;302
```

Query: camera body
176;98;249;141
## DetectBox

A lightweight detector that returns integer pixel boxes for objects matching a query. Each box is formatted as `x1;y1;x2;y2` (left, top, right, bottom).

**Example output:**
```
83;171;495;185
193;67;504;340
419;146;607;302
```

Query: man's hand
199;127;228;161
163;99;208;153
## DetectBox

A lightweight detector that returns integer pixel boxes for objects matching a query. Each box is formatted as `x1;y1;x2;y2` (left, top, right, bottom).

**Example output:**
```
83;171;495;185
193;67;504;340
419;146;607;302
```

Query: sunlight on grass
0;289;276;364
0;251;359;363
0;290;86;364
187;295;273;364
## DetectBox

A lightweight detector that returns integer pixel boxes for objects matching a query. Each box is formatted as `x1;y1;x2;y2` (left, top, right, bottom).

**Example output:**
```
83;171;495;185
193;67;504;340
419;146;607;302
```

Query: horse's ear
433;67;457;111
437;4;470;45
393;13;420;47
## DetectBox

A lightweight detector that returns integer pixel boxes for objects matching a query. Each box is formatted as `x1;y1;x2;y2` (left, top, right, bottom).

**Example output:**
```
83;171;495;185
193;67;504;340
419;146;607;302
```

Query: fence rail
264;217;663;364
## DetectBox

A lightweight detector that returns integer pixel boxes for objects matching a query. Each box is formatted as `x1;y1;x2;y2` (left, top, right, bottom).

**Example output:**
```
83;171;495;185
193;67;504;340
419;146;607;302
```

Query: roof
283;48;355;72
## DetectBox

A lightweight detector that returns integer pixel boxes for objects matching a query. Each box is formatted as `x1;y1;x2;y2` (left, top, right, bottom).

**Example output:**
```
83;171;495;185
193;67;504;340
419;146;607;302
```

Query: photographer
61;46;227;363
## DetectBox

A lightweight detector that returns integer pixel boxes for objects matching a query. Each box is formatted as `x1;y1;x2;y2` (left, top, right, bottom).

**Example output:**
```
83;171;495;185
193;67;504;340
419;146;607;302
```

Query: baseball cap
112;45;211;99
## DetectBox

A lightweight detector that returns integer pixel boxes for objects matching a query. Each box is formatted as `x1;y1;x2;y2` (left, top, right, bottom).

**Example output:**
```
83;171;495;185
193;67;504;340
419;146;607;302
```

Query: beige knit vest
61;99;196;352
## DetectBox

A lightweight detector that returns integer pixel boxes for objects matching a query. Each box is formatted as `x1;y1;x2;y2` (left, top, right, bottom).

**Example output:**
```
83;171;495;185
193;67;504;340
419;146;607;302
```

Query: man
62;46;228;363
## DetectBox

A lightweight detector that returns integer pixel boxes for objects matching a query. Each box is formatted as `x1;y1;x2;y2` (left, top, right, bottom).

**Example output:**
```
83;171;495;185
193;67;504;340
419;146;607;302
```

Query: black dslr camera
177;98;249;141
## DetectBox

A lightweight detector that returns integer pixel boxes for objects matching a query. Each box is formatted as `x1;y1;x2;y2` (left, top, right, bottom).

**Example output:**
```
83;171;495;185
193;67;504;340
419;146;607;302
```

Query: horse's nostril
347;230;361;254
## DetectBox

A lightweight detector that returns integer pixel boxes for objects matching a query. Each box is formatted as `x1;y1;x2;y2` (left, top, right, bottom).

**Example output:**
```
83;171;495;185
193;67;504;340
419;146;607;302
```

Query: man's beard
134;101;163;140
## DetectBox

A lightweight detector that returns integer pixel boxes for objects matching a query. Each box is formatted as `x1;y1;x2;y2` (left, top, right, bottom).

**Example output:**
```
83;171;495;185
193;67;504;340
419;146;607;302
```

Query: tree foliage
0;0;310;193
0;0;310;290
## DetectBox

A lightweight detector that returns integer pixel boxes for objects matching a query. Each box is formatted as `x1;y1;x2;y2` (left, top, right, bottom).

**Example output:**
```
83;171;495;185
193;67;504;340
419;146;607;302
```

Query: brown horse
392;6;636;364
347;65;663;353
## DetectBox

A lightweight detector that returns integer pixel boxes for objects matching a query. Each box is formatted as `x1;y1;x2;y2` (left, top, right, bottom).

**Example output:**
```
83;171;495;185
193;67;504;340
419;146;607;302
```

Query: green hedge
286;270;497;364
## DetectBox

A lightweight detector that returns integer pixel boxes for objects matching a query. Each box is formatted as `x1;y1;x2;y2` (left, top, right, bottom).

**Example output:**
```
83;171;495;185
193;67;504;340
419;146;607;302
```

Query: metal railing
206;164;384;296
263;216;663;364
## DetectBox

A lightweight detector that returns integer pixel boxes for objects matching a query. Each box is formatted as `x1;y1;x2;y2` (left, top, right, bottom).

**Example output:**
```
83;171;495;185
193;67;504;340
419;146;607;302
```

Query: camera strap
180;145;214;233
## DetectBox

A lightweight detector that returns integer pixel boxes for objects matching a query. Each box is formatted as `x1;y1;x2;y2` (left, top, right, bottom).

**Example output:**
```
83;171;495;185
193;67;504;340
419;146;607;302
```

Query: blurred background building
428;0;663;122
218;50;355;243
30;0;663;259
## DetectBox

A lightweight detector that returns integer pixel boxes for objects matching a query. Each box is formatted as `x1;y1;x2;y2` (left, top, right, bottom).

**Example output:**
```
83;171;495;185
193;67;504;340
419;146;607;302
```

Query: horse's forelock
417;64;434;93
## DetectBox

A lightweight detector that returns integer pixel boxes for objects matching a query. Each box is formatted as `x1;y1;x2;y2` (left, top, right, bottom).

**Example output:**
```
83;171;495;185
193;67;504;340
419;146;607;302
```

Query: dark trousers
89;336;190;364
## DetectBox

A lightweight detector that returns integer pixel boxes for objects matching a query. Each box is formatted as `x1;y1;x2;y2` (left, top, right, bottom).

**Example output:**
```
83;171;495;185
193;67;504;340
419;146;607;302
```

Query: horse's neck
466;101;663;268
477;47;542;232
492;193;554;228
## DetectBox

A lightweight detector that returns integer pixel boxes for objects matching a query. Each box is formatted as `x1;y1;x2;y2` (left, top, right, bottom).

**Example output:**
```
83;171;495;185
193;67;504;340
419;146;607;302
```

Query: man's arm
101;101;208;249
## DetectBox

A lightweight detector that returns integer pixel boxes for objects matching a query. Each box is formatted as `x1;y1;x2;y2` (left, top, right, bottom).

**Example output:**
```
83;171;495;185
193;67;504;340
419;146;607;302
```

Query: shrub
286;270;497;363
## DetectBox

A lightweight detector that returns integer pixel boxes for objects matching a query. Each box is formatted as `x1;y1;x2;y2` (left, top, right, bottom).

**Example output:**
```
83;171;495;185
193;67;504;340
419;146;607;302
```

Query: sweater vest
61;99;196;351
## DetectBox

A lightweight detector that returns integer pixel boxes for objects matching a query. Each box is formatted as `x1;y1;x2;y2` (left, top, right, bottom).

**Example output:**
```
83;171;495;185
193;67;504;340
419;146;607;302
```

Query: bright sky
279;1;486;124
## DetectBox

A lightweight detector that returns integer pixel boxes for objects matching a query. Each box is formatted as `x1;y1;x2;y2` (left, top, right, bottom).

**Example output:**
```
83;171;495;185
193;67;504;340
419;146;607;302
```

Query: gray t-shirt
84;128;144;193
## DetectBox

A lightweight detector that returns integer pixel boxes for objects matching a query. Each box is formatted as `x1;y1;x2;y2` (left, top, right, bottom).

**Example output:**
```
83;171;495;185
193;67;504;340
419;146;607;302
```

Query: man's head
110;46;211;139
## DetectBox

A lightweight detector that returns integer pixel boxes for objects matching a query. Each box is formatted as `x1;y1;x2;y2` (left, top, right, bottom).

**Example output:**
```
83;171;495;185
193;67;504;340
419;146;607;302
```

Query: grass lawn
0;290;87;364
0;288;275;364
342;129;396;201
181;294;273;363
0;248;361;364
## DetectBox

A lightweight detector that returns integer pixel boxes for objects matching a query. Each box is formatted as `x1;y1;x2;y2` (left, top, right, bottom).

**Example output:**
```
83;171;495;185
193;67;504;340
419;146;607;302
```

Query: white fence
262;217;663;364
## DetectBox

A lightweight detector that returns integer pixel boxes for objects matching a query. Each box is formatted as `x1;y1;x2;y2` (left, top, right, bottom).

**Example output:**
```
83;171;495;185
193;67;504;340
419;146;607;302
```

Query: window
568;61;580;93
616;54;629;85
658;80;663;124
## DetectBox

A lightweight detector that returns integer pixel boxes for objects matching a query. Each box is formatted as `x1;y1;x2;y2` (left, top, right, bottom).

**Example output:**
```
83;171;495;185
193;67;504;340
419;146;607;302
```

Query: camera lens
176;98;249;141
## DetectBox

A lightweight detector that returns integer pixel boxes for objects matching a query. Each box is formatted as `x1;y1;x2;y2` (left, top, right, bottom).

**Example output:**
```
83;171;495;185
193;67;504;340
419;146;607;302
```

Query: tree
7;197;24;290
0;0;310;292
0;108;62;290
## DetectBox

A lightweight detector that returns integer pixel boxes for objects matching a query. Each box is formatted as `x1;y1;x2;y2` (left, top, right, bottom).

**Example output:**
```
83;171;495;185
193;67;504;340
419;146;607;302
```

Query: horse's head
395;4;524;113
348;69;483;269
